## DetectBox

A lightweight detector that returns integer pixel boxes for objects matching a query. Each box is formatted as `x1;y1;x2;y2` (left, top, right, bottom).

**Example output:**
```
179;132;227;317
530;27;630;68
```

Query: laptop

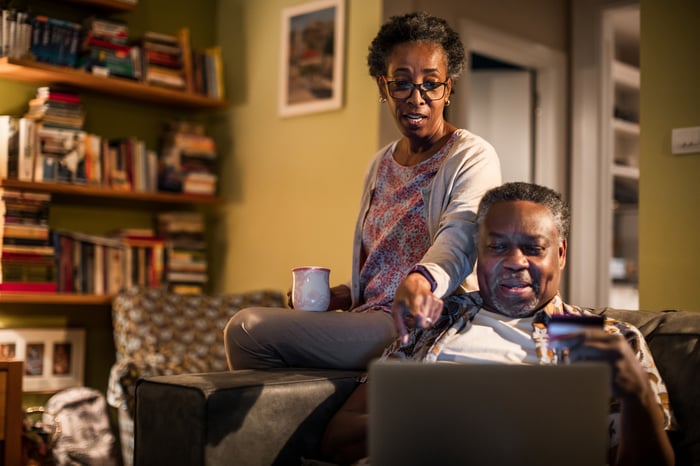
368;360;611;466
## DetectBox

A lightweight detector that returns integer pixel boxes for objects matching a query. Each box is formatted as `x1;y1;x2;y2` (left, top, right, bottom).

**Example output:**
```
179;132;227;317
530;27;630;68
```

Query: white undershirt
436;309;539;364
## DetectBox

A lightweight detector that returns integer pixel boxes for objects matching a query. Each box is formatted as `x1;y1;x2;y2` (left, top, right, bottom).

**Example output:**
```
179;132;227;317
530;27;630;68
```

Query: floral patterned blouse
353;133;457;313
381;292;675;448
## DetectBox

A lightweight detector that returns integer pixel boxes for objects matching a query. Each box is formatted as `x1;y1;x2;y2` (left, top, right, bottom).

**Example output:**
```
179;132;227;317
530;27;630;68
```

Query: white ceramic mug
291;266;330;311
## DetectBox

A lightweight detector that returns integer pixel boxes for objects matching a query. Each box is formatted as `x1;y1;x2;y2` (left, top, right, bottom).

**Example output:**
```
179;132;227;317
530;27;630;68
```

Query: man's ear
559;238;567;270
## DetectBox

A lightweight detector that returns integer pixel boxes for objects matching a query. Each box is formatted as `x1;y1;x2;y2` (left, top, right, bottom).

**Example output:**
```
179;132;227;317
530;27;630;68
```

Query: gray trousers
224;307;397;370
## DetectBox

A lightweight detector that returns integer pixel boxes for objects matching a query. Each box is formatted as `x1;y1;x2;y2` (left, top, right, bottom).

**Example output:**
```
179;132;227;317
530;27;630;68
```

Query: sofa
133;307;700;466
107;286;287;466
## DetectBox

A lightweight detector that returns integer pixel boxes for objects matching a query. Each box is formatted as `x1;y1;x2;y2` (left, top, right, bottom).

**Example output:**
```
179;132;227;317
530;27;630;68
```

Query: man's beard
489;274;541;318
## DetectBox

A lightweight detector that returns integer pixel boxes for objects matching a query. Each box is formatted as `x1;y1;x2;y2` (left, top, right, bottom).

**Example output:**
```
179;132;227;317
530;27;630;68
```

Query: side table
0;361;22;466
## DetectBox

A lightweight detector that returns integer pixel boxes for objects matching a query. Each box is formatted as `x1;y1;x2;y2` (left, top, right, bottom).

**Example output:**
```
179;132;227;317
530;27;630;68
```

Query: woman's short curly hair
367;11;465;79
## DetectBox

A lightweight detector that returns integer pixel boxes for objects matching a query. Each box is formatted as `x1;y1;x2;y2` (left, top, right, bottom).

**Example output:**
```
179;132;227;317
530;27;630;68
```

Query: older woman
224;12;501;370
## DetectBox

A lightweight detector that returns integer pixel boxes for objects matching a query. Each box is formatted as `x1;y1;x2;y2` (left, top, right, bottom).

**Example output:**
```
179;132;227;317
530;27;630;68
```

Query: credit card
548;314;604;339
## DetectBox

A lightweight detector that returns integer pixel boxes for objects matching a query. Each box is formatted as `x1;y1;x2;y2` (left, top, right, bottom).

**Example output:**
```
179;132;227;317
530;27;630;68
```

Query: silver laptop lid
368;359;610;466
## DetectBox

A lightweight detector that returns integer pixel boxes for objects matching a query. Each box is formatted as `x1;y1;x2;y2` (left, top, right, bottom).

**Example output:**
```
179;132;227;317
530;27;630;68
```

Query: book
83;133;102;184
0;282;57;292
3;224;49;240
1;116;19;179
18;118;36;181
204;45;225;99
176;27;193;93
0;115;19;180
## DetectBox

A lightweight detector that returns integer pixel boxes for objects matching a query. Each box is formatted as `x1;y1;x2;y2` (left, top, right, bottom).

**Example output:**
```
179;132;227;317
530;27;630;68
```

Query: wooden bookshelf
0;179;223;205
0;292;113;305
0;57;228;109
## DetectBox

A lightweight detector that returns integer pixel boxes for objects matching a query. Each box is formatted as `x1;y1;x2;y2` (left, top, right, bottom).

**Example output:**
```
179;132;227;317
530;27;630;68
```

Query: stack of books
27;87;85;129
78;16;139;80
158;121;217;195
157;211;207;294
22;87;88;184
0;189;55;293
138;30;187;90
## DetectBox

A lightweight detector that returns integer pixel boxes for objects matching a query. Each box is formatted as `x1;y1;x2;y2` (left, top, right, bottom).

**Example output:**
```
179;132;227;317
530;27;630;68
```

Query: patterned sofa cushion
112;286;286;376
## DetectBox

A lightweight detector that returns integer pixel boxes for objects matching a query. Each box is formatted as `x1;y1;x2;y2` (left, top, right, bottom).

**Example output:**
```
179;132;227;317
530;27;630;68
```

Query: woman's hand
391;273;443;344
287;284;352;311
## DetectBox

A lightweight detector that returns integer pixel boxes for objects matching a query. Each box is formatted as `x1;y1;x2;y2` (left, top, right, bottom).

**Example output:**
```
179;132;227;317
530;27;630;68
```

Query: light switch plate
671;126;700;154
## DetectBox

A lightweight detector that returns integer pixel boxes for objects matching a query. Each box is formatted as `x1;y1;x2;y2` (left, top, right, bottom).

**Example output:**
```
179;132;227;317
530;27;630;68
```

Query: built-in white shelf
613;118;640;136
613;60;640;90
612;163;640;179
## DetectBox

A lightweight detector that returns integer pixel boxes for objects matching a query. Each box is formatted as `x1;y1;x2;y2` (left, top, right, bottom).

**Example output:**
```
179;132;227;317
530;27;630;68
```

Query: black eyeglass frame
382;78;450;101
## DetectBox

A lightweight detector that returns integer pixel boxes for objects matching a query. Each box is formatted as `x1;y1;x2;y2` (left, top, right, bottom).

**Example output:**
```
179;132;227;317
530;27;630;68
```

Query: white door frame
455;20;568;194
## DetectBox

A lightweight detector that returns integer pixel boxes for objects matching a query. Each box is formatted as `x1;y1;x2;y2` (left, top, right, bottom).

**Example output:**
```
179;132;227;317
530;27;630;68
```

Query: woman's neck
397;124;456;166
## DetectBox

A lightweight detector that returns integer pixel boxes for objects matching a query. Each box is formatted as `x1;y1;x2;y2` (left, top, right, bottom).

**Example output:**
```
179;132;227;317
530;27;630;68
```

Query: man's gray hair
475;182;570;241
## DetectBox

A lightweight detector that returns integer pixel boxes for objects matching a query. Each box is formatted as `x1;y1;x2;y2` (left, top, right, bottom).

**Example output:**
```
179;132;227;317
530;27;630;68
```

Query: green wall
639;0;700;311
213;0;382;294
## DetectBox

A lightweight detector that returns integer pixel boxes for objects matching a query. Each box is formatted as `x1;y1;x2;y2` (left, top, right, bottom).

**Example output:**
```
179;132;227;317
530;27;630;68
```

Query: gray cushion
134;369;361;466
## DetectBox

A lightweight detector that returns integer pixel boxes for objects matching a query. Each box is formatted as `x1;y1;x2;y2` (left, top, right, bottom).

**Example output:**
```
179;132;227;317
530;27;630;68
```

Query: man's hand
558;328;674;466
557;329;648;399
391;273;443;344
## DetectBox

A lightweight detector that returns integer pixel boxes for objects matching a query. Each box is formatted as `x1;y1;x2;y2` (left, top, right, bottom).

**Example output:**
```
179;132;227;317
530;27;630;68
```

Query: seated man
320;182;675;466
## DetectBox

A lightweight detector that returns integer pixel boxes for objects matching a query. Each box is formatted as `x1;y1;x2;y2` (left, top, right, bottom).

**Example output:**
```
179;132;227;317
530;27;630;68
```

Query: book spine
18;118;36;181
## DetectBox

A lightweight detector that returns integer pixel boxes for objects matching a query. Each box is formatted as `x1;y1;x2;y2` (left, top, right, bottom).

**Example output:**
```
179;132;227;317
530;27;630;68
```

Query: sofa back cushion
112;287;286;375
591;308;700;466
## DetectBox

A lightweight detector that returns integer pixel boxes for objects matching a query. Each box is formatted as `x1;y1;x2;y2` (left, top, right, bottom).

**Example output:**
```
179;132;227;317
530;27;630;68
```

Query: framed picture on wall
278;0;345;117
0;328;85;392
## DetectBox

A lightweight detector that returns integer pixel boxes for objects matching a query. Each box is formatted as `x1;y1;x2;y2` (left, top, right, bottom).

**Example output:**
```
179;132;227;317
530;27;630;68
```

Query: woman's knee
224;307;284;369
225;308;264;347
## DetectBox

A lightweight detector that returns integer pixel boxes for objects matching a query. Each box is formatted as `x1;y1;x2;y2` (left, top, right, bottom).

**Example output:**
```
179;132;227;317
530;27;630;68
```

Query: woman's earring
445;99;451;107
379;96;387;103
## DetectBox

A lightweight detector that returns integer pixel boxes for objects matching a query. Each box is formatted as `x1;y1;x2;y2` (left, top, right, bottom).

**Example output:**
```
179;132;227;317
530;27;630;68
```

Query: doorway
468;53;535;183
454;20;567;193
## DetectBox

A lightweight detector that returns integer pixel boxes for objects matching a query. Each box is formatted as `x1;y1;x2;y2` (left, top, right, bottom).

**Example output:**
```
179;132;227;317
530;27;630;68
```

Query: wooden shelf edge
0;57;228;110
0;179;223;205
64;0;137;11
0;293;113;305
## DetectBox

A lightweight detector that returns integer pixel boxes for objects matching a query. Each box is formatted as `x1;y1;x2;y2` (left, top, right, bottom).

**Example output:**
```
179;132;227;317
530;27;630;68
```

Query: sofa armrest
134;369;362;466
108;359;162;418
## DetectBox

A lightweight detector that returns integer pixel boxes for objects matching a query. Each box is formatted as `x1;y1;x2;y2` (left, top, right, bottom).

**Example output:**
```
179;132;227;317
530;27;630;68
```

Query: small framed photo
278;0;345;117
0;328;85;393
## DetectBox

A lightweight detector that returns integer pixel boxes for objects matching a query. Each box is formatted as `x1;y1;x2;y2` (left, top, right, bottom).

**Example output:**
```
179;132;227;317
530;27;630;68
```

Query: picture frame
0;328;85;393
278;0;345;117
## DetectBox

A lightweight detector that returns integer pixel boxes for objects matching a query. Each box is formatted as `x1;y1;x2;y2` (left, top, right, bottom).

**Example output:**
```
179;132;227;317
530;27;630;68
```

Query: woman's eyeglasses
384;80;448;101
